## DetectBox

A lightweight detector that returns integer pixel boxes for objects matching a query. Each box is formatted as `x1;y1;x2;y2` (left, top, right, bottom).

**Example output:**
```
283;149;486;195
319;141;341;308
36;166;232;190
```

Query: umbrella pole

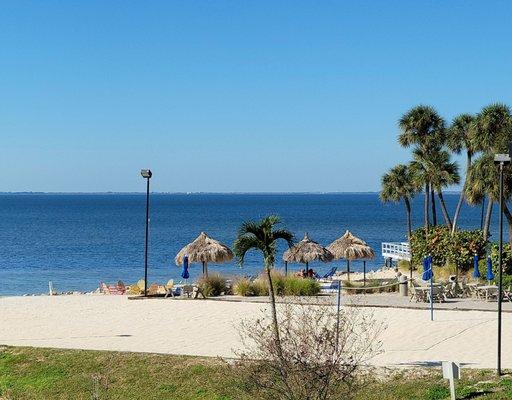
363;261;366;286
346;260;350;282
306;262;309;277
205;262;208;278
285;261;288;276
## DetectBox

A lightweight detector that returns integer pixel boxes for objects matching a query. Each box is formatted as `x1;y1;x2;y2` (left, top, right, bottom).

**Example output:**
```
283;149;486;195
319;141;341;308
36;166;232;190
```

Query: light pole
141;169;152;297
494;151;510;376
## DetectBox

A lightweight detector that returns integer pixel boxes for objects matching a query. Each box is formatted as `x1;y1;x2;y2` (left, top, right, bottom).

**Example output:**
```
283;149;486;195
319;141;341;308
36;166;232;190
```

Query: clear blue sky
2;1;512;192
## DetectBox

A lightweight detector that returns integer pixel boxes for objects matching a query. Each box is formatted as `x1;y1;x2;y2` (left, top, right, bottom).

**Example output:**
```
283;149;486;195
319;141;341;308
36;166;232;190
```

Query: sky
1;1;512;193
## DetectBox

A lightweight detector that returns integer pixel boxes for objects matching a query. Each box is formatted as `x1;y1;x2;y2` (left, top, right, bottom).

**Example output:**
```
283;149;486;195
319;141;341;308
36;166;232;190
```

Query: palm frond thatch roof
174;232;234;266
283;233;333;264
327;230;375;261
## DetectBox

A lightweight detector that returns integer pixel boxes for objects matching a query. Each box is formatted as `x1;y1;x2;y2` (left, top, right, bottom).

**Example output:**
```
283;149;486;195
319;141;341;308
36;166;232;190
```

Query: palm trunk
405;197;412;243
431;184;437;226
483;200;494;240
424;183;430;231
452;152;471;234
264;263;283;360
405;197;413;280
502;203;512;248
437;190;452;230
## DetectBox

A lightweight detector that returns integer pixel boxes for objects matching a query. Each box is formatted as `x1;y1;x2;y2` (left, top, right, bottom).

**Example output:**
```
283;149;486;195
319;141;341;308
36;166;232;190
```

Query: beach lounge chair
164;279;176;298
409;281;428;302
99;282;125;295
315;267;338;280
182;285;194;298
126;284;142;295
504;286;512;302
147;283;159;296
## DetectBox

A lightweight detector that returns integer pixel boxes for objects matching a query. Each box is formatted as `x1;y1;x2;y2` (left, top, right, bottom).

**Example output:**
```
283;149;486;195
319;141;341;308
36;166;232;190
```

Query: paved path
0;295;510;369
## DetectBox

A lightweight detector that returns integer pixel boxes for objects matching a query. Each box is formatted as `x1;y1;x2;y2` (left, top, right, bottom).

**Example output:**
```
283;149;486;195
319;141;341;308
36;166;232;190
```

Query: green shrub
283;276;320;296
251;279;269;296
411;226;486;271
197;274;228;297
234;278;253;296
490;242;512;274
234;273;321;297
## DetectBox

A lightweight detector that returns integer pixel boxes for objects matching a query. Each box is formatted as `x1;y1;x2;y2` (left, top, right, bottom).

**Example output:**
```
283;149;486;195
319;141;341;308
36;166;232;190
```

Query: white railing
381;242;411;261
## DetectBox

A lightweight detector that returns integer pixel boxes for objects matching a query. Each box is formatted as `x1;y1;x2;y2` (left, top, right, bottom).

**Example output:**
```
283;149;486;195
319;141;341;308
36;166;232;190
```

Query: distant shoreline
0;191;462;195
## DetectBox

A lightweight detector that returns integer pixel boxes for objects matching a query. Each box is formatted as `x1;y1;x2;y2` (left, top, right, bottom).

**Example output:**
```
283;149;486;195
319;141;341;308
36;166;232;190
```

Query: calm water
0;193;502;295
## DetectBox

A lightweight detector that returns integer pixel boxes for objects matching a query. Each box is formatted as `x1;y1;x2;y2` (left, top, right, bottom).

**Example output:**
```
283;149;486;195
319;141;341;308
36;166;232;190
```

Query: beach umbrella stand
175;232;234;279
327;230;375;283
282;233;333;278
422;255;434;321
486;256;494;284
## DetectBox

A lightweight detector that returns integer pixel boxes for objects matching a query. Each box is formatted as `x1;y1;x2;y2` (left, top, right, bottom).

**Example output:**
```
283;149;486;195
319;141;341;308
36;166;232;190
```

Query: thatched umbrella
283;233;333;276
327;230;375;281
174;232;234;277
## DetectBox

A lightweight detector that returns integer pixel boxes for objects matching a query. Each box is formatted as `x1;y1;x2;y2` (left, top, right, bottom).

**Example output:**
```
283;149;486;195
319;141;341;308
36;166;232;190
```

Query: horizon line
0;190;462;195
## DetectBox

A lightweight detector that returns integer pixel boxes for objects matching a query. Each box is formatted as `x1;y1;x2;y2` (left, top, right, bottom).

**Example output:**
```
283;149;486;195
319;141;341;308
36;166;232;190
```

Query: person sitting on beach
307;269;315;278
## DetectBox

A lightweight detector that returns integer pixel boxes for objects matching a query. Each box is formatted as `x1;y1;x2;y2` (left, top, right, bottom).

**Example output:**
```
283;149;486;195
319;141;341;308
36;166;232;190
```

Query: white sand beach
0;295;510;369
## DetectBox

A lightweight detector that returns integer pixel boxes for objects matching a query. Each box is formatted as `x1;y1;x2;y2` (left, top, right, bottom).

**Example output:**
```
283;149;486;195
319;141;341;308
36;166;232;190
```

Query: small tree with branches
236;301;383;400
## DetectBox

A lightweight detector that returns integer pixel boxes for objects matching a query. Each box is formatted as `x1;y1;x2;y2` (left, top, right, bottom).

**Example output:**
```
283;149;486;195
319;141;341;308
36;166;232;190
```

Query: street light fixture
493;150;510;376
140;169;152;296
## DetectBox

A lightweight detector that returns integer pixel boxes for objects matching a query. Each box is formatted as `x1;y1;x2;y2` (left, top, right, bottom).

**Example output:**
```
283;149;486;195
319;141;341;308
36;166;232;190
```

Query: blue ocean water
0;193;503;295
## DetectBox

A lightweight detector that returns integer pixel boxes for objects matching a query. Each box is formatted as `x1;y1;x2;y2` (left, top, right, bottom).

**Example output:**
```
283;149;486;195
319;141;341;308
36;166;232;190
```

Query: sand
0;295;510;369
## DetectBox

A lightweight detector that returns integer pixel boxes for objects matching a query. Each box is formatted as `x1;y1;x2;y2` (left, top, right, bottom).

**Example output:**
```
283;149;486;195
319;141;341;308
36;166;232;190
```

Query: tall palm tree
447;114;476;233
380;164;418;249
465;154;512;244
429;151;460;230
233;215;294;359
468;104;512;238
398;105;446;230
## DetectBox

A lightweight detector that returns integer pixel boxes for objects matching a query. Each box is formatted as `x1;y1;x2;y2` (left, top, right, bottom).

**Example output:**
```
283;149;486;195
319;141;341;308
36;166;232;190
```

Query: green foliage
490;242;512;274
411;226;486;270
234;273;320;296
342;279;398;294
197;274;229;297
1;347;511;400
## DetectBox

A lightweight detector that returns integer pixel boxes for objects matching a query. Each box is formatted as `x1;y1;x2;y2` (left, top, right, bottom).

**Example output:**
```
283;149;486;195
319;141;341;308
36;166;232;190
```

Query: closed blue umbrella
422;256;432;281
486;256;494;282
473;254;481;279
181;255;190;280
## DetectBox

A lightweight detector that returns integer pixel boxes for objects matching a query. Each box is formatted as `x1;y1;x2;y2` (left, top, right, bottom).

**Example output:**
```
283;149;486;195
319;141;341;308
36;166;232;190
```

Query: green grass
0;346;511;399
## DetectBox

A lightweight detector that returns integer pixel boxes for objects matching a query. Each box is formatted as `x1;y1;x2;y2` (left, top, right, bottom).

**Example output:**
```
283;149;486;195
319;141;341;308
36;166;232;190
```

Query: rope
336;277;412;291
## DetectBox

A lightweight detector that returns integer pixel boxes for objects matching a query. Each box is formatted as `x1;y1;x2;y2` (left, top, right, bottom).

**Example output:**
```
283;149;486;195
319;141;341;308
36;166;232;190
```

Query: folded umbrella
473;254;481;279
181;255;190;280
486;256;494;282
422;256;432;281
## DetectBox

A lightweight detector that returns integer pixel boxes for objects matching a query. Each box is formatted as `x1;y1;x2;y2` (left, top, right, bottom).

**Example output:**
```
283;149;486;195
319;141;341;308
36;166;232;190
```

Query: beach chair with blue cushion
315;267;337;280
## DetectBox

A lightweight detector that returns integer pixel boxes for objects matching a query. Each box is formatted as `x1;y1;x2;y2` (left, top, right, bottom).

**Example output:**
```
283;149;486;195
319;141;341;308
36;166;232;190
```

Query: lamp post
494;151;510;376
141;169;152;297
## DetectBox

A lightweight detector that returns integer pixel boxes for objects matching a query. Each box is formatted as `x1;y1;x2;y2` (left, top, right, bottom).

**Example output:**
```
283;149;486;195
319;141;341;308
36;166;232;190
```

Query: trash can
399;275;408;297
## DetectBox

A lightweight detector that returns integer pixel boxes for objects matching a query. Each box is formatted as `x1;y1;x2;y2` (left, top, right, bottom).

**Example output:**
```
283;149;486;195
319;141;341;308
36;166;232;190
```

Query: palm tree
398;105;446;229
471;103;512;154
468;104;512;238
465;153;512;245
380;164;418;246
447;114;476;233
233;215;294;359
428;151;460;230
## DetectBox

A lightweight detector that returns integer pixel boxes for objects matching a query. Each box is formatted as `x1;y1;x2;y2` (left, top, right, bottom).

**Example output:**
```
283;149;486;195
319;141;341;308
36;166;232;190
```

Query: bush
490;242;512;275
411;226;486;271
197;274;228;297
234;278;253;296
234;272;321;297
342;279;398;294
236;302;383;400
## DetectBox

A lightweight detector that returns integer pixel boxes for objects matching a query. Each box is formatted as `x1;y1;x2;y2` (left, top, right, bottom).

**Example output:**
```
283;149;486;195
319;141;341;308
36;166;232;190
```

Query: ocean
0;193;502;296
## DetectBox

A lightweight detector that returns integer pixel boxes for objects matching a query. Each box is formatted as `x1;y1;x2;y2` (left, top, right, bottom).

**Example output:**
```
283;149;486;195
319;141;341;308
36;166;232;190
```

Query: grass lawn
0;346;511;399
